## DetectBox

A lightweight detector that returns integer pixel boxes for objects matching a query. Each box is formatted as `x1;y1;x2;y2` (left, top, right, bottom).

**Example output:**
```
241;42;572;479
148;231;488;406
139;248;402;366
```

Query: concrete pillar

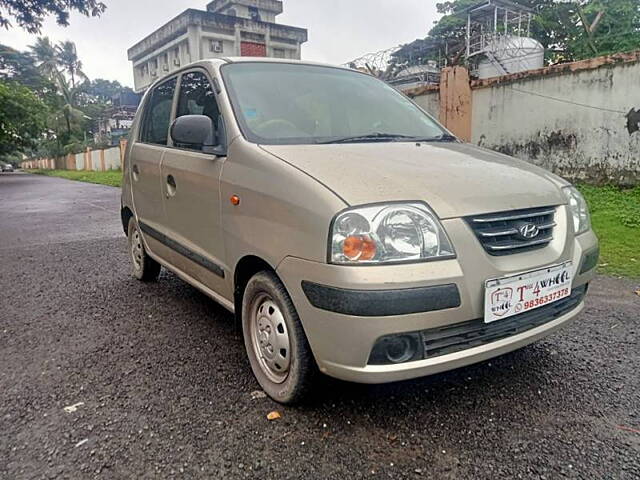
234;24;242;55
439;66;473;142
265;28;271;56
187;24;201;62
120;139;128;169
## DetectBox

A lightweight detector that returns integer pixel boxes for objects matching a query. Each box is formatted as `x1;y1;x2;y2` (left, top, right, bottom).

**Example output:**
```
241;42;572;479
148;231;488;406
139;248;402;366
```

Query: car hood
260;142;568;219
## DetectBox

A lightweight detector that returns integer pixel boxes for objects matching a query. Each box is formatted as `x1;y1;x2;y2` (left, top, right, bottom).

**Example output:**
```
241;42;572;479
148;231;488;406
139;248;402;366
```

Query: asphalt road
1;172;639;479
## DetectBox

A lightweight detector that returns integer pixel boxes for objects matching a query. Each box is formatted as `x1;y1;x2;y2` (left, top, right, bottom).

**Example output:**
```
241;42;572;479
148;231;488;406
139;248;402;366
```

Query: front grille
466;206;557;256
420;285;586;360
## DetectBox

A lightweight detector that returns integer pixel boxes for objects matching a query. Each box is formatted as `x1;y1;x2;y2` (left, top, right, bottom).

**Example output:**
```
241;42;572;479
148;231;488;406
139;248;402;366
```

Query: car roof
221;57;352;70
145;57;362;92
171;57;355;75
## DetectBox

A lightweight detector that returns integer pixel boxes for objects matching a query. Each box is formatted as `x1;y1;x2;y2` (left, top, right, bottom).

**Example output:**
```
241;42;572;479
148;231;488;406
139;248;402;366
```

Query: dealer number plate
484;262;572;324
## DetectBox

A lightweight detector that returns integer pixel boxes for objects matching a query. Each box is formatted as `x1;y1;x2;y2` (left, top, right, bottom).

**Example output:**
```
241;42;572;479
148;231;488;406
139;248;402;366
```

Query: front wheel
242;271;316;404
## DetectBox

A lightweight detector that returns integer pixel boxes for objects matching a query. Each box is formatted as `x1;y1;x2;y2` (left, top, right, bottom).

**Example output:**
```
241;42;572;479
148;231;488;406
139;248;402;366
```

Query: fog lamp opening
368;333;423;365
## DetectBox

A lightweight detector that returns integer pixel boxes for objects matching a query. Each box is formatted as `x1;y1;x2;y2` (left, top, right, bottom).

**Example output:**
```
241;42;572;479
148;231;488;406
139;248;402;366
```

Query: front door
160;70;229;297
131;77;177;258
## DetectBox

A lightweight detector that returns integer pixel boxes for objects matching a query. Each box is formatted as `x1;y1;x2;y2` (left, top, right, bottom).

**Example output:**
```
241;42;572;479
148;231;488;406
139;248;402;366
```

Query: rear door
159;70;229;297
131;77;177;259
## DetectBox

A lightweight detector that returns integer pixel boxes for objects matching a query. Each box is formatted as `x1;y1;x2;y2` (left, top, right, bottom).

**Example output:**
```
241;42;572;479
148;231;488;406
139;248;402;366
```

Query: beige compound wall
409;52;640;186
22;142;126;172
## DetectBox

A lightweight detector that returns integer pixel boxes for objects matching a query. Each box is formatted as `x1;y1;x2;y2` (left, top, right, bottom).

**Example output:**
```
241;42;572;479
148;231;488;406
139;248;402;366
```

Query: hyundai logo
518;223;540;239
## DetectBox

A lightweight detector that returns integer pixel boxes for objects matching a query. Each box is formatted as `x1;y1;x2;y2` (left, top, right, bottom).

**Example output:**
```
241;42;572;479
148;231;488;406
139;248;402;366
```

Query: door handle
132;164;140;181
166;174;177;198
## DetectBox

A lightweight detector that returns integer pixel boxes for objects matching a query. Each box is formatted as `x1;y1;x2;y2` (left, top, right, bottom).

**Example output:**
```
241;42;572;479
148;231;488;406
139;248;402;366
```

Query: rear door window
140;77;177;145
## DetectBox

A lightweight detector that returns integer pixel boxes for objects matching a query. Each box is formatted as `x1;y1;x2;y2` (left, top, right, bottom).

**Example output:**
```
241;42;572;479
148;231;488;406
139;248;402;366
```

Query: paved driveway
1;173;639;479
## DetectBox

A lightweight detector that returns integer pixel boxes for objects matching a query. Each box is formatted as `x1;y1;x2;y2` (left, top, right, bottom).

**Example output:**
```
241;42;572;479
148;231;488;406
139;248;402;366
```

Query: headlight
330;202;455;264
563;186;590;235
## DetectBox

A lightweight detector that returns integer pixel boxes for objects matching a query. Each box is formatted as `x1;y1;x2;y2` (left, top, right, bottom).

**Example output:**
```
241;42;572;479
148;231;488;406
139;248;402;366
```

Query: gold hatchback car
122;58;599;404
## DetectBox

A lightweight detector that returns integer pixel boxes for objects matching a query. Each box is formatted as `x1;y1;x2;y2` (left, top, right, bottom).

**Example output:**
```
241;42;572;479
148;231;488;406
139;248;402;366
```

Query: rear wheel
128;217;161;282
242;271;316;404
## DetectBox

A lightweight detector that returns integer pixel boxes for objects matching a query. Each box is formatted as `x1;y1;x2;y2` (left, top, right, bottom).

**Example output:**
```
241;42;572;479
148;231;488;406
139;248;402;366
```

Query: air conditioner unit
211;40;223;53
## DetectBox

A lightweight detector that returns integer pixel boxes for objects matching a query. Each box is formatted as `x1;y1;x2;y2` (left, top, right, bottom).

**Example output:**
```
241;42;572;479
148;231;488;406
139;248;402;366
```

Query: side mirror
170;115;227;156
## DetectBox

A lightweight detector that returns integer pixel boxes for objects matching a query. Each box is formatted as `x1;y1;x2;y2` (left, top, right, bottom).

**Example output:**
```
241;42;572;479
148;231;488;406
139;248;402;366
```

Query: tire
242;271;316;404
127;217;161;282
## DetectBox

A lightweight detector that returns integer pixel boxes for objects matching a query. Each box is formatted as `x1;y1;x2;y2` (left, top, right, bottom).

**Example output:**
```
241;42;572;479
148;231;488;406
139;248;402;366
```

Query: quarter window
140;78;177;145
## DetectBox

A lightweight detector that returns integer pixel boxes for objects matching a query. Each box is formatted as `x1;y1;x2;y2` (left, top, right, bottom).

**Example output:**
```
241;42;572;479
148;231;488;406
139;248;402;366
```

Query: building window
227;8;236;17
273;48;286;59
209;40;224;54
249;6;261;21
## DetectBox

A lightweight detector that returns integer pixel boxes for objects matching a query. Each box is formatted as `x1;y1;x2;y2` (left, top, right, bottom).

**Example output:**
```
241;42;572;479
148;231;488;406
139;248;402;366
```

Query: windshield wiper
412;133;458;143
318;132;458;144
318;133;418;144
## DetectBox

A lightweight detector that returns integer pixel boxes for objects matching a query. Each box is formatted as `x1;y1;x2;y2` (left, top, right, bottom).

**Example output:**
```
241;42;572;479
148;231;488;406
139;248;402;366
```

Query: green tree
56;40;86;87
0;0;106;34
0;43;59;104
29;36;61;82
400;0;640;66
84;78;125;102
49;74;87;144
0;80;48;156
570;0;640;59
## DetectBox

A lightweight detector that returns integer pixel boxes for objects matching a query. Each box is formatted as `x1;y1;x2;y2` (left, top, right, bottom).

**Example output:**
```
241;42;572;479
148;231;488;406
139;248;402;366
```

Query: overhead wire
507;86;628;114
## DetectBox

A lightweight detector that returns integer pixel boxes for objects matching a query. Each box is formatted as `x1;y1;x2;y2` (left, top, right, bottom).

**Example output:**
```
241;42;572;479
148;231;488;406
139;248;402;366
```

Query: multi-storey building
128;0;308;92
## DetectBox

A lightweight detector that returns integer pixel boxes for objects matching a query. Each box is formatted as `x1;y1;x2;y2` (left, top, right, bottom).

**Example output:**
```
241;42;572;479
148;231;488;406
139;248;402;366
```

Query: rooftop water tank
477;35;544;79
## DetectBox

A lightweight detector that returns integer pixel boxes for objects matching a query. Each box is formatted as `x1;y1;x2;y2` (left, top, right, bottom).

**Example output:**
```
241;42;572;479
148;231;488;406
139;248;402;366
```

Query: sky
0;0;440;87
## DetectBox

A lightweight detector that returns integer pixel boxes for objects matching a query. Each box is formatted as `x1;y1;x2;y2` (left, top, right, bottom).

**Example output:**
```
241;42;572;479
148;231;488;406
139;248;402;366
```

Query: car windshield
221;62;448;145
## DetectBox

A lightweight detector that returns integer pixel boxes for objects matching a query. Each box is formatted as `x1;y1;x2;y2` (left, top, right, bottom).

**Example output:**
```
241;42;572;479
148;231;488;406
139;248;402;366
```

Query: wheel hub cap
131;229;143;271
251;296;291;384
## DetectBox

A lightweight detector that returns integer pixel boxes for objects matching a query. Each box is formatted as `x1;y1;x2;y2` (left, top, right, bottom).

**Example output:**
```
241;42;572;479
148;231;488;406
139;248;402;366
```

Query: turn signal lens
343;235;377;261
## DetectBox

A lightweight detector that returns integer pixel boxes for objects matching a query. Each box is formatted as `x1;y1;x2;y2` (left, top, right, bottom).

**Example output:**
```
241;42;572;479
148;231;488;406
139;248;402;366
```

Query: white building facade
128;0;308;92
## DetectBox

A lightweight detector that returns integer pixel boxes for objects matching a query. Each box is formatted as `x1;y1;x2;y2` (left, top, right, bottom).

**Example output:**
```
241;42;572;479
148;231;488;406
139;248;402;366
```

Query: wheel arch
121;205;134;236
233;255;278;322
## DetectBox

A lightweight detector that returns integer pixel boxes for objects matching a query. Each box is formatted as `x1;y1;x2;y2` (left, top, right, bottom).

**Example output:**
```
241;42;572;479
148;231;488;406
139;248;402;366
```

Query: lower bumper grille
421;285;587;359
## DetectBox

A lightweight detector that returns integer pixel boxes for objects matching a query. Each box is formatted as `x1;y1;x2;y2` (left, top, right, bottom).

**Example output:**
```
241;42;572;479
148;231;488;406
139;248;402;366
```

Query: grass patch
29;169;122;188
578;185;640;278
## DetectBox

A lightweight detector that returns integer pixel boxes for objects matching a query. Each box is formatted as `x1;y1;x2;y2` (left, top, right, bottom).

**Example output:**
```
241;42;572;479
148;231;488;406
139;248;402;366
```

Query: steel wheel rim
131;228;143;272
249;293;291;384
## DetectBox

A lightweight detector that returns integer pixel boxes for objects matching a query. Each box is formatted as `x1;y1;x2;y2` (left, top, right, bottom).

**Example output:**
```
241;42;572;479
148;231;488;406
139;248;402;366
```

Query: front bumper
276;212;598;384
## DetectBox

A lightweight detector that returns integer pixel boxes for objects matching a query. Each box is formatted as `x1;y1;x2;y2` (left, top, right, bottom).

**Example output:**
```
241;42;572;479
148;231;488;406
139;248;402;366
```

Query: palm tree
55;75;88;138
56;41;87;88
29;37;60;83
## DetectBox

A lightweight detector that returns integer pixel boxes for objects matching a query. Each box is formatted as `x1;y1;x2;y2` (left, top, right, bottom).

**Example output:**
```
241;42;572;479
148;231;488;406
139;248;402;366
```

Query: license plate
484;262;572;324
